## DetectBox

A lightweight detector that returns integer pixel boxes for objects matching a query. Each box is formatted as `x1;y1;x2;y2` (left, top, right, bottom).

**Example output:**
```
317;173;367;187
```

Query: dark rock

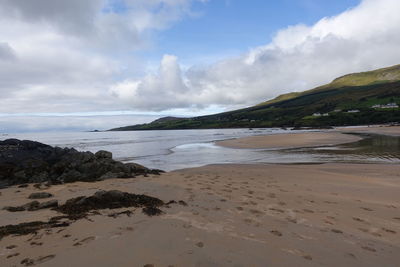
95;150;112;159
28;192;53;199
23;201;40;211
38;200;58;209
4;199;58;212
0;139;163;187
3;206;25;212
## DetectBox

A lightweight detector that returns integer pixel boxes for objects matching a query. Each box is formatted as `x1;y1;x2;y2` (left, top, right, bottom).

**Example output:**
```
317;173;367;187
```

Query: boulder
38;200;58;209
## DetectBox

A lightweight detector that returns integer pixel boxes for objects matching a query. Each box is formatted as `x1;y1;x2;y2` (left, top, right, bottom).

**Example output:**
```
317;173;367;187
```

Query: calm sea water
2;129;399;171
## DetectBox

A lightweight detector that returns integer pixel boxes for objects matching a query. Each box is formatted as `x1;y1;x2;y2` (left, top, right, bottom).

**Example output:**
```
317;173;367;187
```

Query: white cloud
110;54;194;111
114;0;400;110
0;0;197;114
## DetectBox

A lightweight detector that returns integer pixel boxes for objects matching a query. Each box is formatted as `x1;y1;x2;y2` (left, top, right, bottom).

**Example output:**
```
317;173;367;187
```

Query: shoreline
215;125;400;150
215;131;362;149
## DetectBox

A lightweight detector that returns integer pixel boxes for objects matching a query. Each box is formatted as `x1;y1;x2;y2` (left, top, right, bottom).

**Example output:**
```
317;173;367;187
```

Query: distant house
372;103;399;109
322;113;329;116
313;113;322;117
347;109;360;113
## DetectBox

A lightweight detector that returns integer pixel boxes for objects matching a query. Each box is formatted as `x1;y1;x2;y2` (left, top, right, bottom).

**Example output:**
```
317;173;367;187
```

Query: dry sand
1;126;399;266
216;131;362;149
1;163;399;267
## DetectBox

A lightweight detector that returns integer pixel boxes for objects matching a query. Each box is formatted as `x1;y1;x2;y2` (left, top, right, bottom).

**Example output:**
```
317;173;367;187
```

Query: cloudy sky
1;0;400;132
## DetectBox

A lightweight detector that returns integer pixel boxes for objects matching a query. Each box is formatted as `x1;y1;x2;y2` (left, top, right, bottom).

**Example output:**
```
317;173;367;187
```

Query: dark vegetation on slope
110;65;400;131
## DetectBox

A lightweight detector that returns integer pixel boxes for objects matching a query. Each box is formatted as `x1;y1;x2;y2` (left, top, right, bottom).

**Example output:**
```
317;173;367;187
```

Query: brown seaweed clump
56;190;165;216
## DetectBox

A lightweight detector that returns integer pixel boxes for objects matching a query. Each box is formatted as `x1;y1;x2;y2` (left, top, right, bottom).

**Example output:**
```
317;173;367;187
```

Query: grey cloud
0;0;104;35
0;42;16;61
0;114;160;133
0;0;196;114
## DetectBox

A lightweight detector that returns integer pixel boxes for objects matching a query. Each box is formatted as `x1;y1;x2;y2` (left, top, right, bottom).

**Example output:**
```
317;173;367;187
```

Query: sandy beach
1;126;399;266
216;131;362;149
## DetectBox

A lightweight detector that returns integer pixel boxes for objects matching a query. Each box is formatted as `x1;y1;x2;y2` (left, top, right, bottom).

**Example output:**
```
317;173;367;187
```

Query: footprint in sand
382;227;396;234
73;236;96;246
303;209;314;213
196;242;204;248
361;246;376;252
360;207;373;211
303;255;313;261
243;218;253;224
236;206;244;211
7;253;20;258
21;255;56;266
270;230;282;237
331;229;343;234
352;217;366;223
324;219;334;225
269;208;285;213
249;209;264;216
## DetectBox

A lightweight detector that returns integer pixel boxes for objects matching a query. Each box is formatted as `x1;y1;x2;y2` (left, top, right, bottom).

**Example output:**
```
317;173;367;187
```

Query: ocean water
2;129;399;171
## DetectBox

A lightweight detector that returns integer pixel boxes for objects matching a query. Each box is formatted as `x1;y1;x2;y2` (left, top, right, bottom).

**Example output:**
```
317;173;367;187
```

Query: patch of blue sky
142;0;361;65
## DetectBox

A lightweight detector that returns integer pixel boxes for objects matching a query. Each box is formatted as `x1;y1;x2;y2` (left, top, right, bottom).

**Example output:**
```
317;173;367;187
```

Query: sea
2;128;399;171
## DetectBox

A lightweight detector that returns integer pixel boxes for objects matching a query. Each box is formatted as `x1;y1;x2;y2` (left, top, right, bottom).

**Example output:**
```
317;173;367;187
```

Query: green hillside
110;64;400;131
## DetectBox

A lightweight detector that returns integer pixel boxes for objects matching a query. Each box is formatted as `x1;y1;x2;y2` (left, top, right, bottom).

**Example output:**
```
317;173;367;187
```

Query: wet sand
216;131;362;149
339;125;400;136
1;163;399;266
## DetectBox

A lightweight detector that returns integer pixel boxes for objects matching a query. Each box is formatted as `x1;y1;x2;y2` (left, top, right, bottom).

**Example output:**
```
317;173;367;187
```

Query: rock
28;192;53;199
0;139;163;187
4;199;58;212
95;150;112;159
22;201;40;211
3;206;25;212
38;200;58;209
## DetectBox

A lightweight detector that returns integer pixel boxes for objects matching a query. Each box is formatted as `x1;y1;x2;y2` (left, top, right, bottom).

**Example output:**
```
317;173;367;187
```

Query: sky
1;0;400;132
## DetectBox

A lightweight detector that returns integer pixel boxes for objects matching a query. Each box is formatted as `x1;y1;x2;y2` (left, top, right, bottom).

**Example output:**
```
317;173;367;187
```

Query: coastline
216;125;400;150
1;126;399;266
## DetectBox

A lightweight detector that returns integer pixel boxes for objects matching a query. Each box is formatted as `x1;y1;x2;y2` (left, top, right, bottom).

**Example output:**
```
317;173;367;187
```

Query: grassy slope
110;65;400;131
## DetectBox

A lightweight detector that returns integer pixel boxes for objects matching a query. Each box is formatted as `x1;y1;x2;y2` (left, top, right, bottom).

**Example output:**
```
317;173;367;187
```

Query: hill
110;64;400;131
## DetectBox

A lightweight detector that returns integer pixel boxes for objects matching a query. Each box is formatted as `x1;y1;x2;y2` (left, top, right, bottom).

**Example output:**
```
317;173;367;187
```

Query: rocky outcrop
0;139;163;187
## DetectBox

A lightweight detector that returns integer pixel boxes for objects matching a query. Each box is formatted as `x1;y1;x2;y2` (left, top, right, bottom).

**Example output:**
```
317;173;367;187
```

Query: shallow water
285;133;400;164
3;130;399;171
